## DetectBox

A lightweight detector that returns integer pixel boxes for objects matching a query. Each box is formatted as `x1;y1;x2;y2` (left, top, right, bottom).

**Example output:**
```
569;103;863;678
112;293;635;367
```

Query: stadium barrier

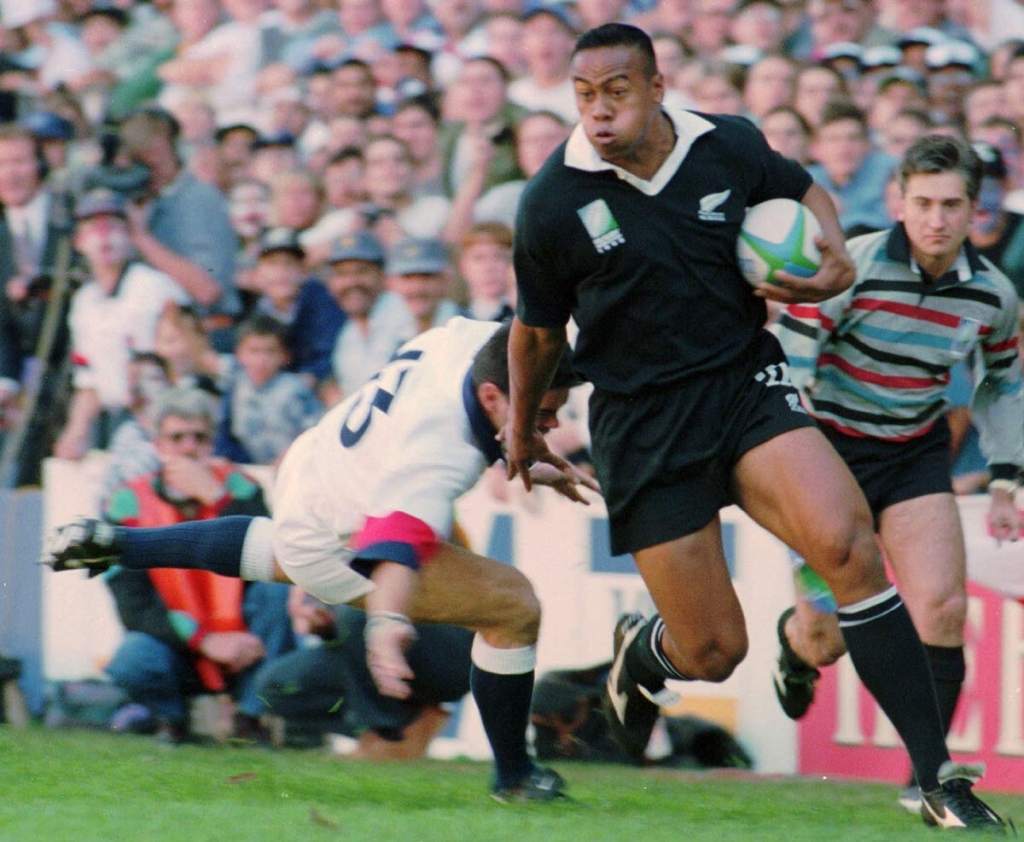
36;455;1024;790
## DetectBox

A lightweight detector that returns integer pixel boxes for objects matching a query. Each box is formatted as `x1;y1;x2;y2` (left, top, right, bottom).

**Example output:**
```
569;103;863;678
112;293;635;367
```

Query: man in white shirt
507;8;579;125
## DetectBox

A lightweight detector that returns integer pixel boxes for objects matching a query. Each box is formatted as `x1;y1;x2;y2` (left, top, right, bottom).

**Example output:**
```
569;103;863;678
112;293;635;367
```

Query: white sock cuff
240;517;276;582
471;635;536;675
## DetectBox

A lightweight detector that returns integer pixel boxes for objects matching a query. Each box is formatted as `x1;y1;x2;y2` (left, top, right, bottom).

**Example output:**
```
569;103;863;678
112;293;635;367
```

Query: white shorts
270;429;375;605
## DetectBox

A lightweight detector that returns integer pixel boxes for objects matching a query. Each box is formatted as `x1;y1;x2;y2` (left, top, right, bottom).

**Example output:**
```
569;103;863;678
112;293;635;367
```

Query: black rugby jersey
514;108;812;395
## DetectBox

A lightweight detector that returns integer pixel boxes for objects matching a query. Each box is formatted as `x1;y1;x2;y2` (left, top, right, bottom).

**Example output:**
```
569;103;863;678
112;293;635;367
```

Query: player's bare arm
756;183;855;305
506;319;570;490
364;559;418;699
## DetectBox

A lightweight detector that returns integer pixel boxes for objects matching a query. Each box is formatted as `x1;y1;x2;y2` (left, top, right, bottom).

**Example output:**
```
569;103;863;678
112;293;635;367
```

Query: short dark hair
817;99;867;133
898;134;983;200
472;322;581;395
235;313;291;348
573;24;658;78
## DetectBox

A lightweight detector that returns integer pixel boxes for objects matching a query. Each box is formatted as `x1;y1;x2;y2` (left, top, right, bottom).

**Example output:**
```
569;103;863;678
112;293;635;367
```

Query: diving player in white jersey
44;318;597;802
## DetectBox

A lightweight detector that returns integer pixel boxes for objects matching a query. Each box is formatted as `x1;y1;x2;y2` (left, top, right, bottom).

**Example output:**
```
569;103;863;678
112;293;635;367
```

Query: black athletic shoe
603;613;679;763
921;762;1008;833
40;518;121;573
772;606;820;720
492;766;570;803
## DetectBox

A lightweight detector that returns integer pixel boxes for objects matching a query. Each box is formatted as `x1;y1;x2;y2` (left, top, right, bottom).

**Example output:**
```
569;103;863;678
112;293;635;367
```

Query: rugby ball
736;198;822;287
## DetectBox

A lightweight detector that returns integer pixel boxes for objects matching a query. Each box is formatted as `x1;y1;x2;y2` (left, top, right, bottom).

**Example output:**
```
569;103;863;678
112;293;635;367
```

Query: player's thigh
632;515;748;670
732;426;886;603
878;493;967;643
407;543;540;643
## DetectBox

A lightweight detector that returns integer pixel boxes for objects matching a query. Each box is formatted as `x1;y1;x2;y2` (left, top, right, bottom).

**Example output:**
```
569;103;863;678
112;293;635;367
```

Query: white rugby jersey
305;317;504;558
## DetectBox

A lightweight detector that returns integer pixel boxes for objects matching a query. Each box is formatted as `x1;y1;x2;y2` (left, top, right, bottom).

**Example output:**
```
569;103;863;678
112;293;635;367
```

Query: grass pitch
2;726;1021;841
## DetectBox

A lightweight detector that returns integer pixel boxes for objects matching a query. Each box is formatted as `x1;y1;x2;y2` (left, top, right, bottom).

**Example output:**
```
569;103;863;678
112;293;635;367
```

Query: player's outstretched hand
754;234;855;305
500;426;564;492
365;611;417;700
528;461;602;504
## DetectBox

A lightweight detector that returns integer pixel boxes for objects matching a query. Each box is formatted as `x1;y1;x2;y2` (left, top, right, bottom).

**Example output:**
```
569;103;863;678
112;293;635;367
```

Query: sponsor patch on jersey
577;199;625;253
698;188;731;222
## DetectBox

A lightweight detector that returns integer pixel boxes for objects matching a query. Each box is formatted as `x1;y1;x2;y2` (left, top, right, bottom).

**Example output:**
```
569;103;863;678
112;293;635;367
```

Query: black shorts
590;330;817;556
820;418;953;525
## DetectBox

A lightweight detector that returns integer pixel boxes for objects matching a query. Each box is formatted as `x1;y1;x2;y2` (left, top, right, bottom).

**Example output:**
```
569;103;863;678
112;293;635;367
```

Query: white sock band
471;635;536;675
240;516;276;582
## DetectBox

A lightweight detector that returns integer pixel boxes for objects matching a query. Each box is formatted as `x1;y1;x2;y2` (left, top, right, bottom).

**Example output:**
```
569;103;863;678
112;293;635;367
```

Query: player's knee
491;571;541;643
805;512;882;594
918;589;968;641
685;632;748;683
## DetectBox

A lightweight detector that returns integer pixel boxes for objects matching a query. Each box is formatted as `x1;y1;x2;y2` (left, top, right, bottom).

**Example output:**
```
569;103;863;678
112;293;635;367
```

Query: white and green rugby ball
736;198;822;287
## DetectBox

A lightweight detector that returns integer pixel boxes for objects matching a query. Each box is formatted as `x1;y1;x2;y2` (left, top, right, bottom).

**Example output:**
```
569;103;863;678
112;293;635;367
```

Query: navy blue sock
114;516;252;578
838;587;948;792
924;644;965;737
470;665;535;790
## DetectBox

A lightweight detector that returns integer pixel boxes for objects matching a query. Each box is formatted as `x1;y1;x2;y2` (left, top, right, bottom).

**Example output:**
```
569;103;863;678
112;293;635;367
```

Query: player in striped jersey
773;134;1023;821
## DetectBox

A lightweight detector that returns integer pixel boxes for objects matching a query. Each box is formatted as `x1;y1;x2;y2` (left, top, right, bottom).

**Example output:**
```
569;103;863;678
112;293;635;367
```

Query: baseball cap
861;45;902;71
822;42;863;65
259;227;305;259
386;237;449;276
75;188;127;221
252;131;296;151
925;40;979;71
21;110;75;141
877;66;928;96
327;231;385;265
896;26;947;49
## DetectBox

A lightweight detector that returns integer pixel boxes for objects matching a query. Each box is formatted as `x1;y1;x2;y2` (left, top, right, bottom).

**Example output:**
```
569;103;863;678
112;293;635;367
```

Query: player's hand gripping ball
736;198;822;286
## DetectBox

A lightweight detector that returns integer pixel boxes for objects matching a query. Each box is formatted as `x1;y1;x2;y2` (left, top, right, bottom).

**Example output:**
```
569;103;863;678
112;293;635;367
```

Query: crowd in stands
3;0;1024;748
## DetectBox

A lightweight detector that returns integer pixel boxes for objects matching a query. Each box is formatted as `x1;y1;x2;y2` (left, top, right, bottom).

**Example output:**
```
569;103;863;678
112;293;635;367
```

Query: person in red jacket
102;385;295;744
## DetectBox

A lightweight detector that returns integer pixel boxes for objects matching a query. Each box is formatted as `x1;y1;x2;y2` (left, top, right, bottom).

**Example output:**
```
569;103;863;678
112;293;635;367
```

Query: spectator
971;116;1024;211
100;351;172;504
507;8;579;125
257;0;339;82
214;119;259;190
103;385;296;744
882;0;976;44
786;0;896;63
730;0;789;54
1;0;95;95
250;227;346;389
0;123;79;486
809;99;898;233
380;0;442;46
255;600;472;757
215;314;322;465
327;58;380;121
268;168;323;234
386;236;459;335
248;131;300;186
325;230;413;402
963;79;1009;136
227;178;272;317
391;95;444;199
760;104;814;165
792;62;848;129
877;106;933;159
686;61;747;115
153;303;227;394
456;222;515;322
54;189;189;461
155;0;224;113
684;0;737;59
923;39;981;128
116;106;240;350
743;53;798;124
866;66;929;137
474;11;527;80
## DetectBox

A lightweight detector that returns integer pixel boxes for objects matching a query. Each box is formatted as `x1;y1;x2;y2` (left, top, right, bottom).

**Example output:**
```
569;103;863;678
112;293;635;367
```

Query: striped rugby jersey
775;225;1023;477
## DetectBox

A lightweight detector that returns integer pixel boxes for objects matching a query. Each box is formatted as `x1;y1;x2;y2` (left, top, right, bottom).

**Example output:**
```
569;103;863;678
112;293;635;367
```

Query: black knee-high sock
625;615;690;693
471;665;535;790
114;516;252;577
924;644;965;737
838;587;948;792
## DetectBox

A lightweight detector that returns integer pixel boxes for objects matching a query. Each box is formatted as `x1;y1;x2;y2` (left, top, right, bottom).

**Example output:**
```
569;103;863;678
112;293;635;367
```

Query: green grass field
2;726;1021;841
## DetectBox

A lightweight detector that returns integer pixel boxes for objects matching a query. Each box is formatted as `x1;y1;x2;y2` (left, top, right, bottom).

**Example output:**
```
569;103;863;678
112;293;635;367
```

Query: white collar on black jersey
563;105;715;197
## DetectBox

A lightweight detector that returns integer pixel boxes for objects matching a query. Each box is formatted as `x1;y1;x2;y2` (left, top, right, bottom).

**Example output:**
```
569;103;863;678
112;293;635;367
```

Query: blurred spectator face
330;63;378;119
927;64;972;125
760;107;811;163
730;0;786;52
381;0;427;29
339;0;383;34
1002;56;1024;123
392;104;439;167
218;127;257;174
326;259;385;318
81;13;127;54
256;251;305;311
690;73;745;115
433;0;479;36
307;72;334;120
156;413;214;461
74;213;133;272
390;271;450;321
652;35;687;81
972;123;1023;188
880;110;929;158
171;94;216;144
812;116;870;184
273;0;316;20
459;234;511;302
455;59;508;126
364;136;413;202
688;0;736;56
154;311;209;381
172;0;221;43
889;0;944;30
868;78;927;133
0;135;42;208
744;56;796;121
327;115;369;154
989;40;1024;83
223;0;268;22
963;83;1007;134
484;15;525;78
271;170;322;230
516;112;570;177
575;0;627;29
793;65;845;127
250;144;300;185
127;356;171;421
229;180;270;239
521;12;575;82
807;0;872;47
323;155;365;209
236;331;289;387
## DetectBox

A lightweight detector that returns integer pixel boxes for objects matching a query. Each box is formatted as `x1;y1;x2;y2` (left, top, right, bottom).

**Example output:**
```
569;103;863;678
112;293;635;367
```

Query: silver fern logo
578;199;625;253
698;188;731;221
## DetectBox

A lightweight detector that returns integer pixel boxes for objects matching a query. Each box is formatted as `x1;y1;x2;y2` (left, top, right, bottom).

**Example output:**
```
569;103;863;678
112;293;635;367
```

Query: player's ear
476;381;507;421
